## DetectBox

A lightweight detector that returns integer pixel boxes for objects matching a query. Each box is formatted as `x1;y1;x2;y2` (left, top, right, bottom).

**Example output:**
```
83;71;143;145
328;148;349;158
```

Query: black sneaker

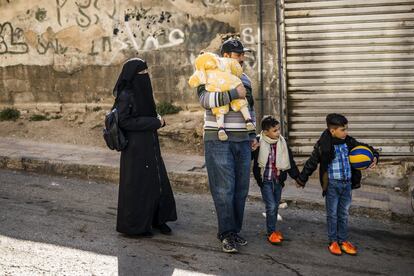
232;233;248;246
222;236;238;253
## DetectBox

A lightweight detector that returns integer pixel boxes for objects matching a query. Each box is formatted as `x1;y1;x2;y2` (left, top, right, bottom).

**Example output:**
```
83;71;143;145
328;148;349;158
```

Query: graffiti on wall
202;0;230;7
37;36;68;55
89;36;112;55
1;1;237;69
56;0;117;28
111;6;185;52
241;27;257;70
35;8;47;22
124;7;174;49
0;22;28;54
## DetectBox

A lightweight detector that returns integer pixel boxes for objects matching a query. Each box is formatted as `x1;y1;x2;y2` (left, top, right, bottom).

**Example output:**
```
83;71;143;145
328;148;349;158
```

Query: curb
0;155;209;193
0;155;412;224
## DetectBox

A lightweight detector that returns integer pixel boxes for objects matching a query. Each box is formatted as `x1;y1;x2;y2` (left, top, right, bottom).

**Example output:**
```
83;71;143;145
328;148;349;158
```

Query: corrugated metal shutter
283;0;414;155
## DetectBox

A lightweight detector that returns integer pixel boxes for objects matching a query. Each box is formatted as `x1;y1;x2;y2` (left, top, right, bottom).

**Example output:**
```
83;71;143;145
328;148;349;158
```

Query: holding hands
295;177;306;189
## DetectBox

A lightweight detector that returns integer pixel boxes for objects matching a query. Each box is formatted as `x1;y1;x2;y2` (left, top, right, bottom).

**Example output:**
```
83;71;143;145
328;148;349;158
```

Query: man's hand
368;157;378;169
251;139;259;151
236;84;246;98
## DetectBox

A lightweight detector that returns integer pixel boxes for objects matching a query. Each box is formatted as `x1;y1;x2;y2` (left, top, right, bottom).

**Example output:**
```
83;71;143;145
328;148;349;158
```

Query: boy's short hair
261;115;279;131
326;113;348;129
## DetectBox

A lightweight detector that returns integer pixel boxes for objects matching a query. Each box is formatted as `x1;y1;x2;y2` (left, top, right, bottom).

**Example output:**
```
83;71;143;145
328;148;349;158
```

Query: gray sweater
197;73;257;142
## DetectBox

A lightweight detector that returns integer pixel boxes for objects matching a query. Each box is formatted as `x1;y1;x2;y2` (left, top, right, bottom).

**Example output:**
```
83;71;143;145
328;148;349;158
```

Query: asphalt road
0;169;413;275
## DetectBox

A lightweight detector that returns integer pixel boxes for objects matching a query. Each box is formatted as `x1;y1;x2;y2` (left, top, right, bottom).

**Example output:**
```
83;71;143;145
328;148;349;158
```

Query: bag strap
111;90;125;110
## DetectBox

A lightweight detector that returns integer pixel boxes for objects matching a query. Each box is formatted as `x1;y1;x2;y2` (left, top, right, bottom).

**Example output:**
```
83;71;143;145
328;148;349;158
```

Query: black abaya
115;58;177;235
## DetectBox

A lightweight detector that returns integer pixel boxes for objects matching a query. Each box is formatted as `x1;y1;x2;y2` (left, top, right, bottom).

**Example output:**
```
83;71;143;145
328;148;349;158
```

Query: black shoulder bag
103;94;128;151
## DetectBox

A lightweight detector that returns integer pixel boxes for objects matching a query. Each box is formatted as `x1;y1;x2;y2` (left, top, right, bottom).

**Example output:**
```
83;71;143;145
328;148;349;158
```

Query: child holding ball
297;113;379;256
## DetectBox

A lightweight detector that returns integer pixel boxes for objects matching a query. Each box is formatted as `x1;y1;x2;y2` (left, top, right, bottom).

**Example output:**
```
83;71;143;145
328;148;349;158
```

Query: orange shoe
274;231;284;241
328;242;342;256
340;241;357;255
268;232;282;245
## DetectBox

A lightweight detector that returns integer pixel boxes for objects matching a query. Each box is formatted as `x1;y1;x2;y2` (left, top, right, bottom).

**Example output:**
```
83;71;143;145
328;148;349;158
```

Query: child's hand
295;178;305;188
251;139;259;151
368;157;378;169
157;114;166;128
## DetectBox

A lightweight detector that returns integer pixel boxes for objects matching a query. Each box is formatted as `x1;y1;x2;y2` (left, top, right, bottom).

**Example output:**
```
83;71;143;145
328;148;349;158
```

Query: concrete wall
0;0;240;109
240;0;280;125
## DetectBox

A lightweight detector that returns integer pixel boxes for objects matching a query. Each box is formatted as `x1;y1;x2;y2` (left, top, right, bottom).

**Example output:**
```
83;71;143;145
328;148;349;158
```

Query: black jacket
298;133;380;193
252;136;299;187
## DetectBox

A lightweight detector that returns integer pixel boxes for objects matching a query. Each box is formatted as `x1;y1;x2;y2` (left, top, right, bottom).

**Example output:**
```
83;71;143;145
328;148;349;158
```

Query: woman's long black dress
115;59;177;235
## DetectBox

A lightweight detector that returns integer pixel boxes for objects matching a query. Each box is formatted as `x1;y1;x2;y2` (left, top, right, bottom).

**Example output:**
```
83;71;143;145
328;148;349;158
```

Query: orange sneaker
340;241;357;255
274;231;284;241
328;242;342;256
268;232;282;245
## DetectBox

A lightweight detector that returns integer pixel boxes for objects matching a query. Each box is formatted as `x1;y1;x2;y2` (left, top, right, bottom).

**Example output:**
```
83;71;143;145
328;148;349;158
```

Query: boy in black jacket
297;113;379;256
252;116;302;245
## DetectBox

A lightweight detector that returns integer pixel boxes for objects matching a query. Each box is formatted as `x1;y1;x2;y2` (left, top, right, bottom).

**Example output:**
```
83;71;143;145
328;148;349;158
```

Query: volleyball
349;145;374;170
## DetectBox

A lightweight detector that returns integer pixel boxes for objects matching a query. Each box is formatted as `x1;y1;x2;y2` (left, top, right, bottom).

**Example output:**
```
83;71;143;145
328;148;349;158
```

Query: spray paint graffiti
89;36;112;56
36;36;68;55
202;0;230;7
75;0;98;28
241;27;257;69
35;8;47;22
244;51;257;70
241;27;256;45
113;8;185;52
120;22;185;51
0;22;29;54
124;6;172;27
56;0;68;26
2;1;236;70
56;0;117;27
142;28;184;50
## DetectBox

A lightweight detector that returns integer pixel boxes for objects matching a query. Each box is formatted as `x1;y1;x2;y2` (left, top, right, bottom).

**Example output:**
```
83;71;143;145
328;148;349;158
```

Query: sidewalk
0;138;412;223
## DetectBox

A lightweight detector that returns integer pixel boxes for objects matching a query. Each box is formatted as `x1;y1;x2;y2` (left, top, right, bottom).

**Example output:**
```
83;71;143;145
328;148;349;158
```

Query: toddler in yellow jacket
188;52;255;141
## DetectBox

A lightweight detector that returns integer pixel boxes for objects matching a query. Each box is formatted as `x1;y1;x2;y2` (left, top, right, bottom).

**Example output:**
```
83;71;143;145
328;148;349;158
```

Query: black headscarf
113;58;157;117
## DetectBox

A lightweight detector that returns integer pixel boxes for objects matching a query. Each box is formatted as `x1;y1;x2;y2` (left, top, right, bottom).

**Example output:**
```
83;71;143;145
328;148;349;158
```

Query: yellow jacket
188;52;247;115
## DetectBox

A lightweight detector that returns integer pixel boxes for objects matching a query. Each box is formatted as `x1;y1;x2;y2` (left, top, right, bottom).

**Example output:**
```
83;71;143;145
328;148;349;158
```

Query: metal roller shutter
283;0;414;155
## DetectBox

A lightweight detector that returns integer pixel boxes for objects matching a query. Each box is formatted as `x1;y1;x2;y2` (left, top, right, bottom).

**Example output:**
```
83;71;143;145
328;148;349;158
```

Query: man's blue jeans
204;140;251;239
260;178;282;234
325;179;352;243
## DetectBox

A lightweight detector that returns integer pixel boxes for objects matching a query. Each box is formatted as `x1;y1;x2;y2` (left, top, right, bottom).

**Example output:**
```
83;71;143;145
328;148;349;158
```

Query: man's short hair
326;113;348;129
261;115;279;131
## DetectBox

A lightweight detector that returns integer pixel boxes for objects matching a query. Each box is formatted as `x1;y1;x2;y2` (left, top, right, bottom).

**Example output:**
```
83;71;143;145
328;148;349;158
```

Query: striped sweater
197;73;257;142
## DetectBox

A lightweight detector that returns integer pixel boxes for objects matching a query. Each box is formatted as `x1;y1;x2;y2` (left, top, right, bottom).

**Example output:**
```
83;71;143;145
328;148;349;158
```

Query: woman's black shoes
121;231;153;238
153;223;172;235
121;224;172;237
140;231;154;238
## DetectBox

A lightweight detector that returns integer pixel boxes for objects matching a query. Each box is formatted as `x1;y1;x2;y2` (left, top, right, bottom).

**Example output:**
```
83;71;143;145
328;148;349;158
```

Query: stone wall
0;0;240;109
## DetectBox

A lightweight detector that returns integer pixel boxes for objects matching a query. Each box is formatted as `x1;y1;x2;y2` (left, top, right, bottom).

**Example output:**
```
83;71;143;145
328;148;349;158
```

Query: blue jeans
260;179;282;234
204;140;251;239
325;179;352;243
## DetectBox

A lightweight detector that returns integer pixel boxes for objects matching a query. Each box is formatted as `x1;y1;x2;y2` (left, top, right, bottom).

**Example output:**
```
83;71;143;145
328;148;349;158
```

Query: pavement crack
265;254;303;276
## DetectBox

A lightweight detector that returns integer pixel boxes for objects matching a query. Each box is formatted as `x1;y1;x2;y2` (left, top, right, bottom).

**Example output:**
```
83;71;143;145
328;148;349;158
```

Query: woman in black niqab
115;58;177;236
